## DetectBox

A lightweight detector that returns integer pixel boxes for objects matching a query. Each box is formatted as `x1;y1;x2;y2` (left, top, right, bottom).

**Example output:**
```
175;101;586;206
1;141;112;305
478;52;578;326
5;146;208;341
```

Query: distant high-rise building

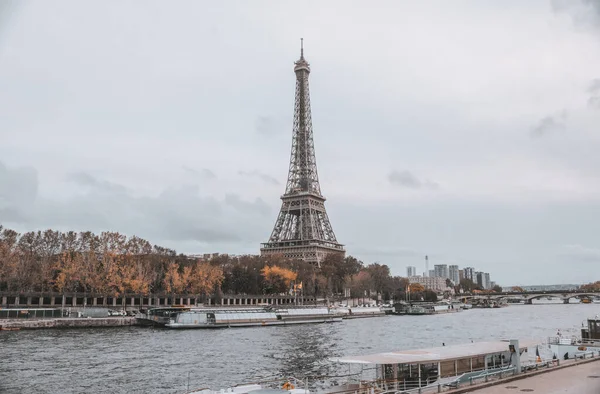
475;271;484;288
406;266;417;277
490;281;496;290
484;273;491;290
459;269;464;281
464;267;475;282
449;265;459;285
428;269;435;278
434;264;449;279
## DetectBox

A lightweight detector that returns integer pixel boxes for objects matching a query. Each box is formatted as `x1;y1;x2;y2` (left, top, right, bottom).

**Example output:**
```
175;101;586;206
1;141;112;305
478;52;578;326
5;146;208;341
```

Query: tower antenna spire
300;38;304;58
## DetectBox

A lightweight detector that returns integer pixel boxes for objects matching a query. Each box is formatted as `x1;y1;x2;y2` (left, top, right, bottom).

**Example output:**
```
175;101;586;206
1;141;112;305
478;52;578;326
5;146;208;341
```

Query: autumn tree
164;262;184;294
261;265;297;294
364;263;391;296
350;271;373;298
189;262;224;295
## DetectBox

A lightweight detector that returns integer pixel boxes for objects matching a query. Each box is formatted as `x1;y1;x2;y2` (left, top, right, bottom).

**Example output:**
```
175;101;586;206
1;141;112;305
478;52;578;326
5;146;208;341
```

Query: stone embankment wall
0;317;136;330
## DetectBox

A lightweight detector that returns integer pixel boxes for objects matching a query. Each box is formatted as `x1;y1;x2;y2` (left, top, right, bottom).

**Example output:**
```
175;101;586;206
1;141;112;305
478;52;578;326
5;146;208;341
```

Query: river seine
0;303;597;394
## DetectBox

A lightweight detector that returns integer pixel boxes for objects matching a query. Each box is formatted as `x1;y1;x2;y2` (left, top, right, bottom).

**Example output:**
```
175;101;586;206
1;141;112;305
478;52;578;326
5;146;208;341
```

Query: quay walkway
453;357;600;394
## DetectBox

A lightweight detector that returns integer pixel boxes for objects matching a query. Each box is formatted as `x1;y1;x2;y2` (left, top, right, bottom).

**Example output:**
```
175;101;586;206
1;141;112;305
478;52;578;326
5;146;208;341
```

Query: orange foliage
261;265;298;286
581;281;600;291
408;283;425;293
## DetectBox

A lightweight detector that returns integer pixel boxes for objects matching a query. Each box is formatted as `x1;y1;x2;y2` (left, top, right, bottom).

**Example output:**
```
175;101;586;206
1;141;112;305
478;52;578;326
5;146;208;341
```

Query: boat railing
574;350;598;359
443;366;517;391
547;336;578;345
185;376;311;394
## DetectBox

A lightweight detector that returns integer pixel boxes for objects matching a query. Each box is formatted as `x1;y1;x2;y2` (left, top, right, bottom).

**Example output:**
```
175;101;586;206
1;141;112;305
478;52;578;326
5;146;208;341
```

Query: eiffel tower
260;40;345;266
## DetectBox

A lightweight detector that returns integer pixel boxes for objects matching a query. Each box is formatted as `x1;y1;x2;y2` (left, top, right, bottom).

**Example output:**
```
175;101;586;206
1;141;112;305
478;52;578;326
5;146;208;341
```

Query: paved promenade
467;358;600;393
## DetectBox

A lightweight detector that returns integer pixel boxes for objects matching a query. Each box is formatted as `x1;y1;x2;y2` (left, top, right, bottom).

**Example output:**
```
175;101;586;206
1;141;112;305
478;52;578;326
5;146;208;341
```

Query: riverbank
452;356;600;393
0;317;136;330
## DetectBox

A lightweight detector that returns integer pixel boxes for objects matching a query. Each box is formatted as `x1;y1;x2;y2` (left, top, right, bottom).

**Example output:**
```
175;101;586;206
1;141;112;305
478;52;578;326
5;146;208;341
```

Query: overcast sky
1;1;600;285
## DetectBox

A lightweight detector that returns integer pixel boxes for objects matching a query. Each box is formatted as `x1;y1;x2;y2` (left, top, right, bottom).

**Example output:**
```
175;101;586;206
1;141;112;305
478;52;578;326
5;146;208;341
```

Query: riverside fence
0;292;317;311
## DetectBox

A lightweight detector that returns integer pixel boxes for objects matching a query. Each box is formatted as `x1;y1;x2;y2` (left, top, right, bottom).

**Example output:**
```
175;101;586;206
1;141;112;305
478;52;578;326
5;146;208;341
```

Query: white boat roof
331;339;539;365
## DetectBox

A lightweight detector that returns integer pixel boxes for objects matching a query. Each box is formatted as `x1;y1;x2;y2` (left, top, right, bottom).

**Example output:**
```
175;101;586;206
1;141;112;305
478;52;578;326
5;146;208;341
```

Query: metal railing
574;350;597;359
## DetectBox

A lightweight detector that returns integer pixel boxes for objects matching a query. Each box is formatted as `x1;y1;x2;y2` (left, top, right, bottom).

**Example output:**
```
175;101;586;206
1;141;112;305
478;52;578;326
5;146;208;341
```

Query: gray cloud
552;0;600;27
0;207;28;223
587;79;600;108
238;170;280;185
255;116;281;135
588;79;600;93
530;112;567;137
560;244;600;263
182;166;217;180
0;1;19;48
350;246;421;258
0;161;37;222
388;170;439;190
224;194;271;216
0;161;265;245
67;172;127;193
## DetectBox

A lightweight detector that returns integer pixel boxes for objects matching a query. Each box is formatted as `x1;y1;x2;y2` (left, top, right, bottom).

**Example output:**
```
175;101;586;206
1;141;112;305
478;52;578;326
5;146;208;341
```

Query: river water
0;303;598;394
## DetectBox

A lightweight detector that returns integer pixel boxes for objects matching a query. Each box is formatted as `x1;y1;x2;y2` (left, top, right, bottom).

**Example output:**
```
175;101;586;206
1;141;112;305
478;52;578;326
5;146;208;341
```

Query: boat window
456;358;471;374
590;320;600;339
471;356;485;370
383;364;394;380
421;363;438;382
440;360;455;377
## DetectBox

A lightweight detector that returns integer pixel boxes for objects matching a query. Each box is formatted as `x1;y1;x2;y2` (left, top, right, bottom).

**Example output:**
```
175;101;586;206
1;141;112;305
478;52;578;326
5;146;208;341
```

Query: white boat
138;306;342;329
334;306;386;319
189;339;542;394
548;316;600;359
330;339;540;391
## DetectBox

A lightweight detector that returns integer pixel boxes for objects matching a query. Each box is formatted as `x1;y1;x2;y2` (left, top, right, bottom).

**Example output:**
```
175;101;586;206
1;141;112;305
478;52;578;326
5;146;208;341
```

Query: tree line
0;226;500;300
0;227;222;296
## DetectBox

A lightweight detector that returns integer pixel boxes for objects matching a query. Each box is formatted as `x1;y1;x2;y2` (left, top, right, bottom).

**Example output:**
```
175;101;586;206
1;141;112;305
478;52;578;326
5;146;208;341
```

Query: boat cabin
332;340;535;390
141;306;190;325
581;317;600;341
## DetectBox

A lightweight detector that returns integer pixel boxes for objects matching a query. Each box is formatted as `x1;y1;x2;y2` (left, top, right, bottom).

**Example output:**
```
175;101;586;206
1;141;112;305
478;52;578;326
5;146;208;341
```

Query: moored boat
393;302;461;315
138;306;342;329
331;339;539;391
335;306;386;319
189;339;541;394
136;306;190;327
547;316;600;359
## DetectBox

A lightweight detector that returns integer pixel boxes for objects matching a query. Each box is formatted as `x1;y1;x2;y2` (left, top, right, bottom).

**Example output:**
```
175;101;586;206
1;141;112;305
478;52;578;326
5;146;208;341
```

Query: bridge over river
458;290;600;304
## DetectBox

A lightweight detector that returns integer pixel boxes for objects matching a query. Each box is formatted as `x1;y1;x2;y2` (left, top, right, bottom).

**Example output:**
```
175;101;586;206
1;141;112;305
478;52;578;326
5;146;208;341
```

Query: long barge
186;338;545;394
137;306;342;329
